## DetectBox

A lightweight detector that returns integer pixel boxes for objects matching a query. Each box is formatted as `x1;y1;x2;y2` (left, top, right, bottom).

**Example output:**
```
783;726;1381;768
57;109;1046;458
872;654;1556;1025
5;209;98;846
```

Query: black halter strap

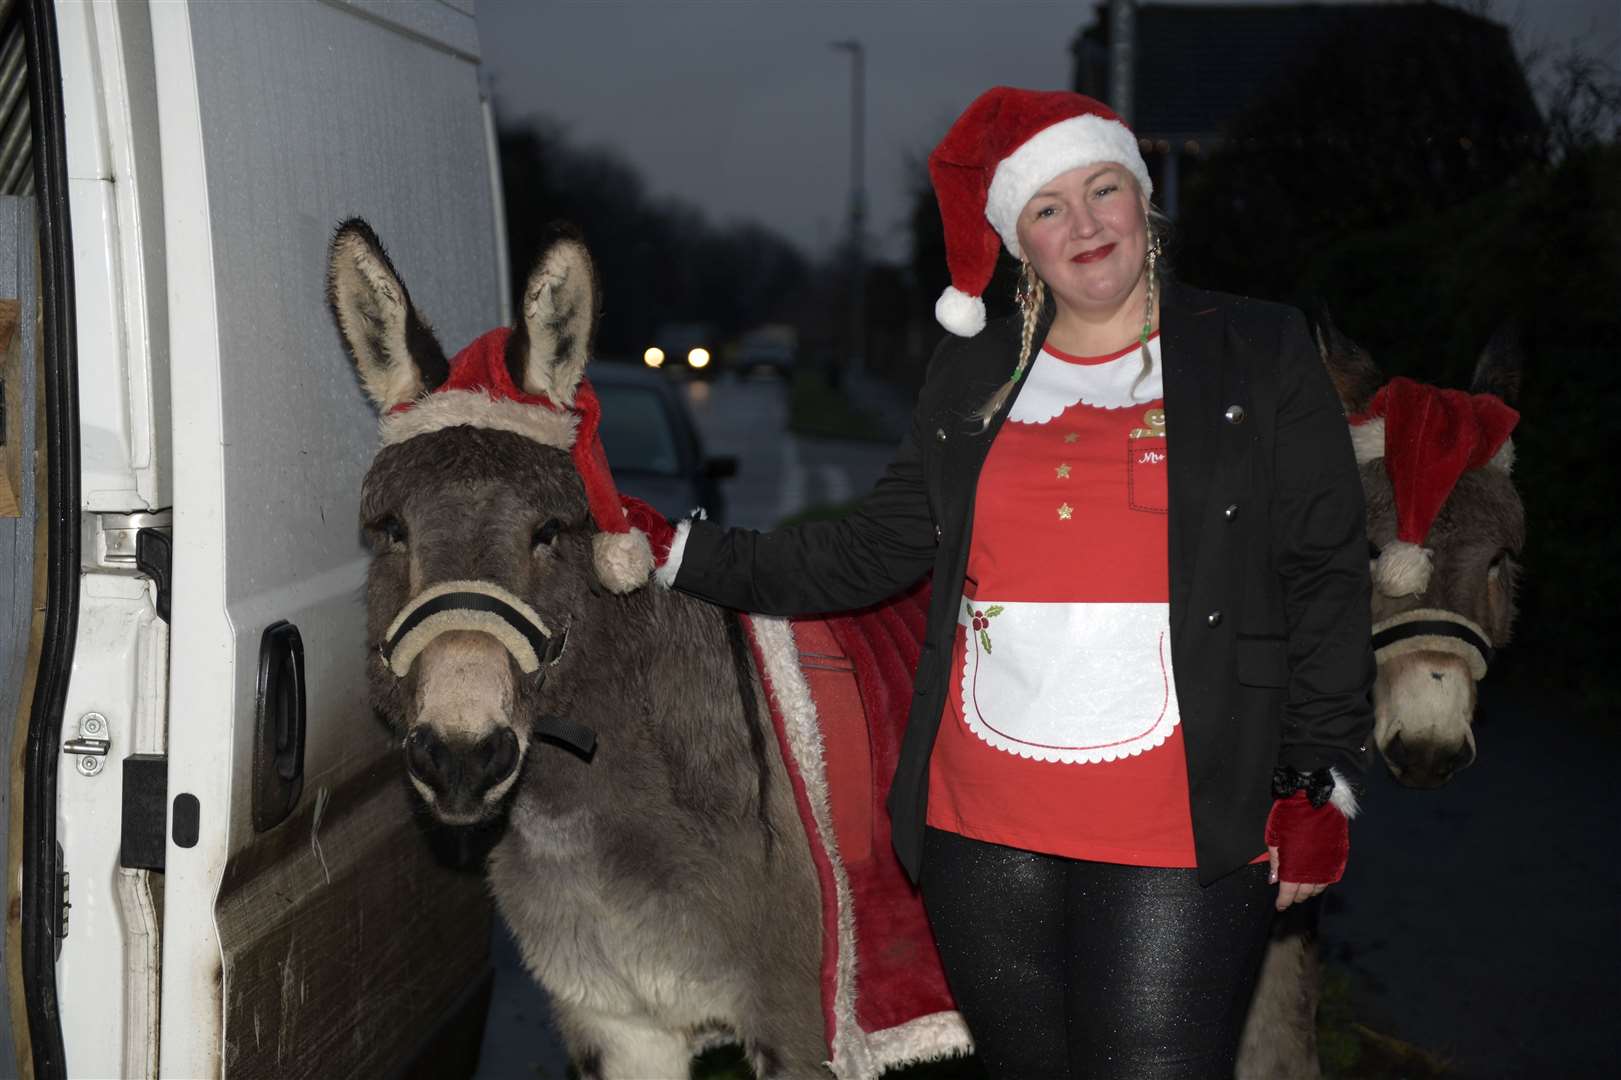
1371;617;1494;670
381;590;565;670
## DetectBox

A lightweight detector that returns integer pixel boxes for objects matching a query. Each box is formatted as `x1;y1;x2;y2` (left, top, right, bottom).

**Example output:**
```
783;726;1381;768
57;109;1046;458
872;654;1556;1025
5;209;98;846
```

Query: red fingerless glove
1264;791;1350;885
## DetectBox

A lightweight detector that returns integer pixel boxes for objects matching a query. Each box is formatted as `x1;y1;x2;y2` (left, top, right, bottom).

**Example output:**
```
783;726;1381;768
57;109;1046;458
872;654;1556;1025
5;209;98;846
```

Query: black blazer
675;280;1375;886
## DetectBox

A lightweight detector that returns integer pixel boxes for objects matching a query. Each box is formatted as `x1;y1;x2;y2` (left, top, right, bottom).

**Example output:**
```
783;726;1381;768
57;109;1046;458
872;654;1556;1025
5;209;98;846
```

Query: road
676;372;901;530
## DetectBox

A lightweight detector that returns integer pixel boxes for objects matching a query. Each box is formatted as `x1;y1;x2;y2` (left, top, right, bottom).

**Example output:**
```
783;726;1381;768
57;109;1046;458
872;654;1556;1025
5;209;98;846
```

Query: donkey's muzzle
406;726;520;799
381;579;565;677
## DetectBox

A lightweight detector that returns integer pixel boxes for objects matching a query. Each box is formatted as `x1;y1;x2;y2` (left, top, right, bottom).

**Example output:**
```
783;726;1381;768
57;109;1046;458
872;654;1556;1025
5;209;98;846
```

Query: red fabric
1351;376;1519;547
396;326;633;539
1263;793;1349;884
742;614;844;1048
929;88;1129;303
622;495;675;562
927;363;1197;866
766;582;959;1054
822;585;956;1036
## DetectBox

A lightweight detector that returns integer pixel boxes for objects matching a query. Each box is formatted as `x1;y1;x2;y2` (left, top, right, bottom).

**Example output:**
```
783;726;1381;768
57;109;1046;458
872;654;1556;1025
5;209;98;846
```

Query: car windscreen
595;384;684;477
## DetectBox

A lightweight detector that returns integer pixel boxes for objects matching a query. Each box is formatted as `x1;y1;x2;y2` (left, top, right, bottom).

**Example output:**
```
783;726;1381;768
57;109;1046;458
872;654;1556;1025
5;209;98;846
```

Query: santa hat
929;86;1153;337
1349;377;1519;597
381;327;667;593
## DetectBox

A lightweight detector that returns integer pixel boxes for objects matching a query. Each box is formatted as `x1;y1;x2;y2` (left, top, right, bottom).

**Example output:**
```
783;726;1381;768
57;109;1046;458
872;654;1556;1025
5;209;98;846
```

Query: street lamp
830;38;865;378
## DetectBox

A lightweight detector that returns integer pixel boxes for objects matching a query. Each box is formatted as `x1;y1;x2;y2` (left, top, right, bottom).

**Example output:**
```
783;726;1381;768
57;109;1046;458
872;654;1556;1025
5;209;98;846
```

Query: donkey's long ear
507;224;599;407
1470;321;1523;407
327;218;450;412
1308;305;1383;414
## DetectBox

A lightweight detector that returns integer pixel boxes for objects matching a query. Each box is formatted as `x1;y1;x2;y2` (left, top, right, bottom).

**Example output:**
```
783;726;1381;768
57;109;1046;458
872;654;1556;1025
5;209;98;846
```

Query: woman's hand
1267;846;1330;910
1263;787;1351;910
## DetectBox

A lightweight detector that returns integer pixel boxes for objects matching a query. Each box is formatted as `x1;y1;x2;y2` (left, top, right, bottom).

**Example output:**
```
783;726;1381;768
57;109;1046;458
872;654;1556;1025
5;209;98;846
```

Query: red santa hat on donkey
380;328;667;593
1350;377;1519;597
930;87;1153;336
329;219;668;594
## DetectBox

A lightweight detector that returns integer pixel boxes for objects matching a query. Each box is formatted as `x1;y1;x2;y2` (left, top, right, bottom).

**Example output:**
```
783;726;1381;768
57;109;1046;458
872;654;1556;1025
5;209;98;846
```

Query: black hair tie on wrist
1271;765;1336;808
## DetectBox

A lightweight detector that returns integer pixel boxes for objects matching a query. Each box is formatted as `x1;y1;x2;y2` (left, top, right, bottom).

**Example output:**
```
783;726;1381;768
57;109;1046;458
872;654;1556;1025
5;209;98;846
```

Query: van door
73;2;502;1076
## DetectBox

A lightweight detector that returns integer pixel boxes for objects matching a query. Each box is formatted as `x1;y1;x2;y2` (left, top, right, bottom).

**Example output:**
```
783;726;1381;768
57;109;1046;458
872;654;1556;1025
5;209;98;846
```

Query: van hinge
82;509;173;621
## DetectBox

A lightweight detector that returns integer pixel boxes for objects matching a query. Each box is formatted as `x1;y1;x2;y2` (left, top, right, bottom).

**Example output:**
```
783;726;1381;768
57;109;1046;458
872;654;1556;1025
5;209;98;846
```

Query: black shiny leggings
919;828;1274;1080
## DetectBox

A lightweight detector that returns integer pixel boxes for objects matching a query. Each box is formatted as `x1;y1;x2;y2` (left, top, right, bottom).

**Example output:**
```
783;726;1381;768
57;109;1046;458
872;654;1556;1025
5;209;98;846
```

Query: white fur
655;518;693;589
329;230;426;410
751;616;973;1076
1328;767;1360;820
934;286;986;337
517;239;594;407
380;389;579;449
985;114;1152;257
1374;540;1432;597
1489;437;1514;472
1349;417;1385;464
592;528;653;594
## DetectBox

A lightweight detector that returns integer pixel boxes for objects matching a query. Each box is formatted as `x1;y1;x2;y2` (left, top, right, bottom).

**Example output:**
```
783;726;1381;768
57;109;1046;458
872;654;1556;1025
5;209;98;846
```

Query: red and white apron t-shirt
926;334;1201;867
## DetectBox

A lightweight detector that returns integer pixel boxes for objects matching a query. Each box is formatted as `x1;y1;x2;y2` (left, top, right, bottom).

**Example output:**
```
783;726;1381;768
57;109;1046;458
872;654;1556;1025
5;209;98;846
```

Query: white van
2;2;508;1075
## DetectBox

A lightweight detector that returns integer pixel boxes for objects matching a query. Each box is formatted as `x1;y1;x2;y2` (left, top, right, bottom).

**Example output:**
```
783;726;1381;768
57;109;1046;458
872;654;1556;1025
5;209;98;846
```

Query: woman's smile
1071;242;1116;264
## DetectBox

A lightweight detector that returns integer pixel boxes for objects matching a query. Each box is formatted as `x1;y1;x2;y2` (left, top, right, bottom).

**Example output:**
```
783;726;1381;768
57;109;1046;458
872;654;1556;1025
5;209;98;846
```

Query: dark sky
477;0;1619;262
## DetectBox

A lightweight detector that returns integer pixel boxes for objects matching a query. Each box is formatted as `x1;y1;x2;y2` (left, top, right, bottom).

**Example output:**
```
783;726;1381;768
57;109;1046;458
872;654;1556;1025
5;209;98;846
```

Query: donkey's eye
1488;550;1516;581
373;515;408;548
532;518;562;549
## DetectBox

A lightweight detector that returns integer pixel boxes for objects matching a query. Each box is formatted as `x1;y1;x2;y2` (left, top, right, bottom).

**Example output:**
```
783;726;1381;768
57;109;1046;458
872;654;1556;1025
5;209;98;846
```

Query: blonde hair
972;204;1169;431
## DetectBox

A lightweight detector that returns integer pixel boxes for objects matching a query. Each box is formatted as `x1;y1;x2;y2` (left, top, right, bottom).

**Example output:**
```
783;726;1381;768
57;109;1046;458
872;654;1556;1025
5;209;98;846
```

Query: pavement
471;372;1620;1079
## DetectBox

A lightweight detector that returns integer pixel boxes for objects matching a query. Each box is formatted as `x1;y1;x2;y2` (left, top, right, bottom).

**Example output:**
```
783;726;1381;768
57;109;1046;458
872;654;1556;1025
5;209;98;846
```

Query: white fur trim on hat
985;114;1153;257
1349;417;1385;464
381;389;579;449
593;527;653;594
654;518;693;589
1374;540;1432;598
935;285;987;337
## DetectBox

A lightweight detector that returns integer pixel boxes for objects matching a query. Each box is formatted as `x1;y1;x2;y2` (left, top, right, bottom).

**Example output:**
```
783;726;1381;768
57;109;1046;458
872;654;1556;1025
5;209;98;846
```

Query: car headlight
687;347;711;369
643;347;665;368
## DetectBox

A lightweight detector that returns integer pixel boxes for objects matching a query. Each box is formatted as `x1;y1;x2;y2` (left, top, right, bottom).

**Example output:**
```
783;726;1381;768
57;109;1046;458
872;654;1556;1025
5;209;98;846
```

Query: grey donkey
328;220;826;1079
1237;315;1525;1079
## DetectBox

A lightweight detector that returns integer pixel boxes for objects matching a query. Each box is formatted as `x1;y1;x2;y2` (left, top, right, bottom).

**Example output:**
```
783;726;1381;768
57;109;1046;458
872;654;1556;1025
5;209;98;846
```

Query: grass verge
787;370;892;443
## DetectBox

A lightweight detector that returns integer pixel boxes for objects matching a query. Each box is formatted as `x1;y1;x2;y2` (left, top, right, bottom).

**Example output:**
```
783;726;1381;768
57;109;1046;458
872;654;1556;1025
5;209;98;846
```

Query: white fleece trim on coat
654;518;693;588
749;616;972;1077
985;114;1153;257
380;389;578;448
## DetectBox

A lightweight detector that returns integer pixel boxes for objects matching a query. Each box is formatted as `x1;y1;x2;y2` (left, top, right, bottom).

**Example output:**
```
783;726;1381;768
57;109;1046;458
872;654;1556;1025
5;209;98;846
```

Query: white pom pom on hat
934;286;987;338
928;86;1152;337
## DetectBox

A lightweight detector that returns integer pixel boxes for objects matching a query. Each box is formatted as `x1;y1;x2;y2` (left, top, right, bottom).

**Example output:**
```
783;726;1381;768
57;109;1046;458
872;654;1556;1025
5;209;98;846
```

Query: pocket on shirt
1127;434;1169;514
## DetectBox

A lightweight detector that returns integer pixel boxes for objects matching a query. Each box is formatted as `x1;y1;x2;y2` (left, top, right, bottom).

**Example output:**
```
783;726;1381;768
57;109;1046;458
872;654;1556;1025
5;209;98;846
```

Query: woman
659;87;1374;1078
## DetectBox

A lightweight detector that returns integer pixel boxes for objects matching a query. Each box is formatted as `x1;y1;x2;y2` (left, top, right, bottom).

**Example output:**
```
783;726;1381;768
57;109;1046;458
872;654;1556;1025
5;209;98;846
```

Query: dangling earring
1015;259;1039;319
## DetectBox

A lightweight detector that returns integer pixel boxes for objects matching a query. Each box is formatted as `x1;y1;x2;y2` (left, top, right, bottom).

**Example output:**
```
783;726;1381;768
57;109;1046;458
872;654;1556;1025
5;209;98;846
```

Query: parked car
592;364;737;523
729;322;798;378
